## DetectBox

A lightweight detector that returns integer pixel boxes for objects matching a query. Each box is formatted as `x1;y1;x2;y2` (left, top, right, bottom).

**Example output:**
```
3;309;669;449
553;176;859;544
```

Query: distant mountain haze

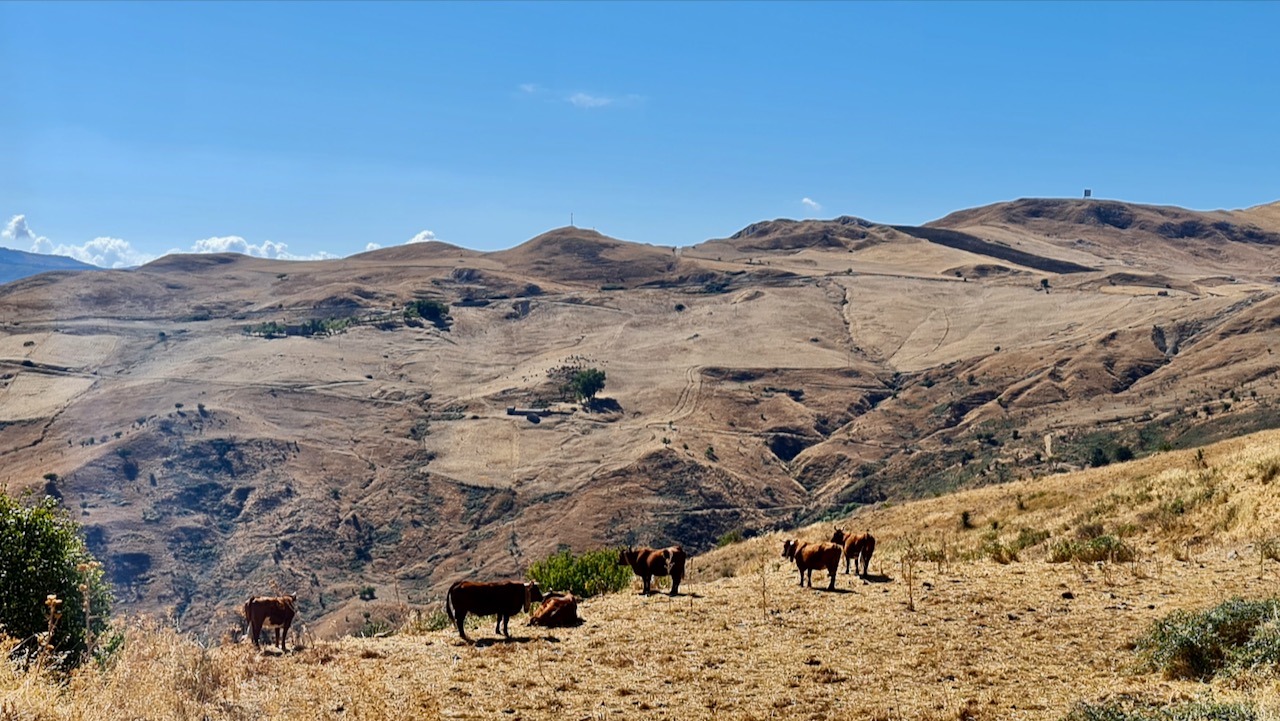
0;246;100;285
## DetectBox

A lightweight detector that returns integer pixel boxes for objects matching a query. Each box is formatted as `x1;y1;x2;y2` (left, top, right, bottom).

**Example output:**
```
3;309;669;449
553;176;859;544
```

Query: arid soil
1;198;1279;638
7;428;1280;720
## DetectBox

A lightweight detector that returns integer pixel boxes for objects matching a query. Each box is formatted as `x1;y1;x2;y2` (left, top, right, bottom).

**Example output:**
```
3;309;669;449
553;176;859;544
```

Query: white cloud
365;242;382;252
566;92;642;109
7;214;350;268
3;214;43;248
190;235;336;261
568;92;614;109
406;230;438;244
64;237;152;268
519;83;543;94
4;214;151;268
801;197;822;212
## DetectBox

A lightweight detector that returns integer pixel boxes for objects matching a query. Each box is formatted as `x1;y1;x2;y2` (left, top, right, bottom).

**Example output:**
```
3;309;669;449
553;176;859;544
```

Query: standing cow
782;539;843;590
445;580;542;642
243;594;297;652
831;527;877;576
618;546;686;596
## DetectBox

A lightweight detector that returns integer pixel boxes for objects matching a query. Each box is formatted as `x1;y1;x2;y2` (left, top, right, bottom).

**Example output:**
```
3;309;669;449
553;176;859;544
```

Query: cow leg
455;611;470;641
642;574;652;595
280;621;291;652
498;614;510;638
669;574;681;596
250;620;263;648
828;566;837;590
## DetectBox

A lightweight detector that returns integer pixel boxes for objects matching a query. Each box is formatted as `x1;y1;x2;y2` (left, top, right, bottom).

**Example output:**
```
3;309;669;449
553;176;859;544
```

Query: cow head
782;539;798;560
617;547;633;566
522;581;543;613
831;527;847;545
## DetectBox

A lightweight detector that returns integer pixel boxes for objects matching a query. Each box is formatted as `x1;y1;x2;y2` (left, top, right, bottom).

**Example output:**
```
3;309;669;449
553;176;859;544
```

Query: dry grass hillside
1;197;1279;639
6;429;1280;720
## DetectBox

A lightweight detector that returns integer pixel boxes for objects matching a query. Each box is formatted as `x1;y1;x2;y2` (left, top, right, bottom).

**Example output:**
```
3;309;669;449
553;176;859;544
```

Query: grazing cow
831;527;877;576
445;580;542;642
618;546;686;596
243;594;297;651
781;539;842;590
528;592;580;627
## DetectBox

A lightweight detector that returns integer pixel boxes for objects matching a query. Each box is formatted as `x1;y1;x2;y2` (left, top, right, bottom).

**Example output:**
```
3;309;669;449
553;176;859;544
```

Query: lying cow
445;580;542;642
831;527;877;576
528;592;580;628
618;546;686;596
781;539;842;590
243;594;297;651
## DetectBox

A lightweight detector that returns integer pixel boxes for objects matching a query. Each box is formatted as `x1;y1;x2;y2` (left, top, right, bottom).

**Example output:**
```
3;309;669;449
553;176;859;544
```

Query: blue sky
2;1;1278;267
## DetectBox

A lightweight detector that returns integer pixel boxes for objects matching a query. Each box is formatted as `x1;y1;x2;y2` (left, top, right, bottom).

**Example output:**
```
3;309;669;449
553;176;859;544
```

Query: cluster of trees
243;299;454;339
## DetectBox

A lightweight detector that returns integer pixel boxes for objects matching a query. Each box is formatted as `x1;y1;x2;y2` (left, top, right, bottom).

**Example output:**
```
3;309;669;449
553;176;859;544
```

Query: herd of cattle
242;528;875;649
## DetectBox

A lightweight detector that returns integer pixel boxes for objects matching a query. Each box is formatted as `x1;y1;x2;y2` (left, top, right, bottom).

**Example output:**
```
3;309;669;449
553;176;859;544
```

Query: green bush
1135;597;1280;680
0;491;112;667
526;548;632;598
716;529;744;548
1049;534;1135;563
567;368;606;402
404;299;451;330
1064;699;1257;721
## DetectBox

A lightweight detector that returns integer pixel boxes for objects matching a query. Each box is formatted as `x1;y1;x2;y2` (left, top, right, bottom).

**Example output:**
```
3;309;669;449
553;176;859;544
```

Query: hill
930;197;1280;282
1;199;1279;639
9;429;1280;720
0;246;99;285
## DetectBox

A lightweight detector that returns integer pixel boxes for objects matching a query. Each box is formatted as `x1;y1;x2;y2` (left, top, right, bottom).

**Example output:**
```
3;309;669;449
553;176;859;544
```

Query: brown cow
528;592;580;628
243;594;297;651
618;546;686;596
781;539;842;590
831;527;877;576
445;580;542;642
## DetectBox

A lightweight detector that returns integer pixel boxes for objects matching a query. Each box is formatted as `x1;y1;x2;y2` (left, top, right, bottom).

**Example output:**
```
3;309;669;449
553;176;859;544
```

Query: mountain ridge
2;195;1278;637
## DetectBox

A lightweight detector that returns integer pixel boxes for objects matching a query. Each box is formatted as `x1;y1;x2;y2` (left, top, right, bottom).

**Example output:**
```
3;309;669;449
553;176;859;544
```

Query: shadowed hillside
8;429;1280;720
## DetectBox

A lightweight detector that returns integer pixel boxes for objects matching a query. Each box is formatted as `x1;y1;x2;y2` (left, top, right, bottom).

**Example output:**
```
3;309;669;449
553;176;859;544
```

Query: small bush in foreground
400;609;451;635
0;491;112;667
1135;597;1280;680
527;548;633;598
716;529;745;548
1049;534;1135;563
1064;698;1256;721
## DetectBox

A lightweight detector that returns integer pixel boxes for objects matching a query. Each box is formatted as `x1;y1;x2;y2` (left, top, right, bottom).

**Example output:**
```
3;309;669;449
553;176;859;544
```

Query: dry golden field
6;428;1280;720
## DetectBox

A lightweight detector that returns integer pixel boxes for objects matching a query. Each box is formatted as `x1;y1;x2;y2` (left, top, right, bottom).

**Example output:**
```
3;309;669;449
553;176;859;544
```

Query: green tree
1089;446;1111;468
0;491;112;666
568;368;607;402
404;299;452;330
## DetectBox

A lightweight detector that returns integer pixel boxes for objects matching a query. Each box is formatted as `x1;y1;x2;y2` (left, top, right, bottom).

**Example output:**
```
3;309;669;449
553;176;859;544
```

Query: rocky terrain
1;196;1278;635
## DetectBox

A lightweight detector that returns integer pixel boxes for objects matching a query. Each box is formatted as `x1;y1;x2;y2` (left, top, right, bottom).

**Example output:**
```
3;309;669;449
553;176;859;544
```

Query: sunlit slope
0;202;1278;636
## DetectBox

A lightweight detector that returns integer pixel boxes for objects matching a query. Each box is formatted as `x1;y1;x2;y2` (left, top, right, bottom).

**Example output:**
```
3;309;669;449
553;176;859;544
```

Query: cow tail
445;582;460;622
